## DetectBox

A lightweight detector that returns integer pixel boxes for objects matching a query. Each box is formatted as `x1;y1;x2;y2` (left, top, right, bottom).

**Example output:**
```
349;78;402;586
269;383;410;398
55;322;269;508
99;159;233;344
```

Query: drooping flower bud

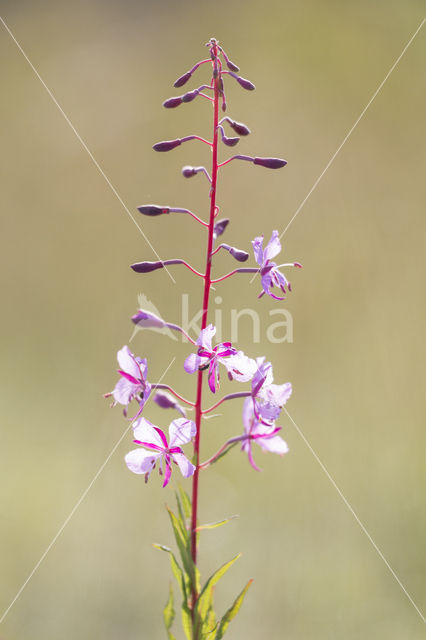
228;72;255;91
131;309;166;328
229;247;249;262
213;218;230;239
137;205;170;216
218;46;240;72
163;96;182;108
153;391;186;417
174;71;192;88
253;157;287;169
131;261;164;273
152;139;182;152
182;89;199;103
228;119;251;136
182;165;197;178
220;243;249;262
222;135;239;147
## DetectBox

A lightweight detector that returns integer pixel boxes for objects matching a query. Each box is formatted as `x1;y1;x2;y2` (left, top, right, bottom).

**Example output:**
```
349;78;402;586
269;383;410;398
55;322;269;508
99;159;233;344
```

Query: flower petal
258;434;289;455
224;352;257;382
196;324;216;351
263;230;282;262
133;417;165;448
252;235;264;265
168;418;196;447
125;448;159;474
172;452;196;478
184;353;208;373
242;397;256;435
117;345;142;380
112;377;138;405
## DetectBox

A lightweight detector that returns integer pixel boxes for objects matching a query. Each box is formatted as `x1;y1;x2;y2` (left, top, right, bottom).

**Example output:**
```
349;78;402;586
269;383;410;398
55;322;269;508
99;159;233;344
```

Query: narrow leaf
181;602;193;640
196;554;241;626
196;515;239;532
178;486;192;520
153;543;188;601
167;507;199;593
215;579;253;639
163;582;175;636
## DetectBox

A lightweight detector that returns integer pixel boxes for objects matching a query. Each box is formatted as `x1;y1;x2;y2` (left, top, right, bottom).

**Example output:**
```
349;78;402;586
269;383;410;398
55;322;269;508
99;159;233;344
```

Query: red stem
190;46;220;604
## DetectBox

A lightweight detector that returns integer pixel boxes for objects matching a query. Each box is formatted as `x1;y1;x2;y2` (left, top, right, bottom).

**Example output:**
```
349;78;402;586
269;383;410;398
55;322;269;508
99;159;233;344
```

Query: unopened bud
229;247;249;262
163;96;182;108
152;139;182;152
131;261;164;273
131;309;166;328
213;218;230;239
222;135;239;147
154;391;177;410
226;59;240;72
253;157;287;169
182;89;198;103
182;165;197;178
229;72;255;91
229;120;251;136
137;205;170;216
174;71;192;88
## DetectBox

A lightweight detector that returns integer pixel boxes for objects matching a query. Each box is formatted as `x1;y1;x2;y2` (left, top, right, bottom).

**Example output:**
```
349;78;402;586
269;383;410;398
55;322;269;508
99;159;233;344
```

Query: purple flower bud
131;261;164;273
229;247;249;262
154;391;177;410
222;135;239;147
213;218;230;239
229;120;251;136
174;71;192;88
182;89;198;103
228;72;255;91
152;139;182;152
137;205;170;216
253;157;287;169
226;60;240;72
131;309;166;328
182;165;197;178
163;96;182;108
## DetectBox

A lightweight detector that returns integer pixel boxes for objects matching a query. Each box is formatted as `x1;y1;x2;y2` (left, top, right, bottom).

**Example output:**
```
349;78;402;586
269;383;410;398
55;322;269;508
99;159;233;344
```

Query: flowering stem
190;43;220;607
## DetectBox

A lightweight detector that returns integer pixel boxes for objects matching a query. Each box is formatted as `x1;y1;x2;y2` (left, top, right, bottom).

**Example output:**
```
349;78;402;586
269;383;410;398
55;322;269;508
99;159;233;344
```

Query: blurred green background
1;1;425;638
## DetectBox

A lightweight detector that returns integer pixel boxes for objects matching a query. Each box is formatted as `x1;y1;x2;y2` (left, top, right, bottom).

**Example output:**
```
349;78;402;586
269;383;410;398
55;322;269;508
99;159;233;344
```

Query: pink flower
252;230;301;300
184;324;256;393
125;417;196;487
241;398;289;471
108;346;151;416
251;358;292;425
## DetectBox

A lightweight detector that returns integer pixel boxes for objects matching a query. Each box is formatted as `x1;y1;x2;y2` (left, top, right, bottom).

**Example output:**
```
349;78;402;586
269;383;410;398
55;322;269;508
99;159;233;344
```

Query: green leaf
196;515;239;532
215;579;253;639
178;486;192;520
181;601;193;640
153;544;188;601
163;582;176;638
195;554;241;630
167;507;200;593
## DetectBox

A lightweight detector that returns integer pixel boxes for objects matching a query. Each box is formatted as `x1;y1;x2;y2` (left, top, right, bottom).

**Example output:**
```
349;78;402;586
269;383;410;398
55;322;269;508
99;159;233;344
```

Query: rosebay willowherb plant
105;38;302;639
